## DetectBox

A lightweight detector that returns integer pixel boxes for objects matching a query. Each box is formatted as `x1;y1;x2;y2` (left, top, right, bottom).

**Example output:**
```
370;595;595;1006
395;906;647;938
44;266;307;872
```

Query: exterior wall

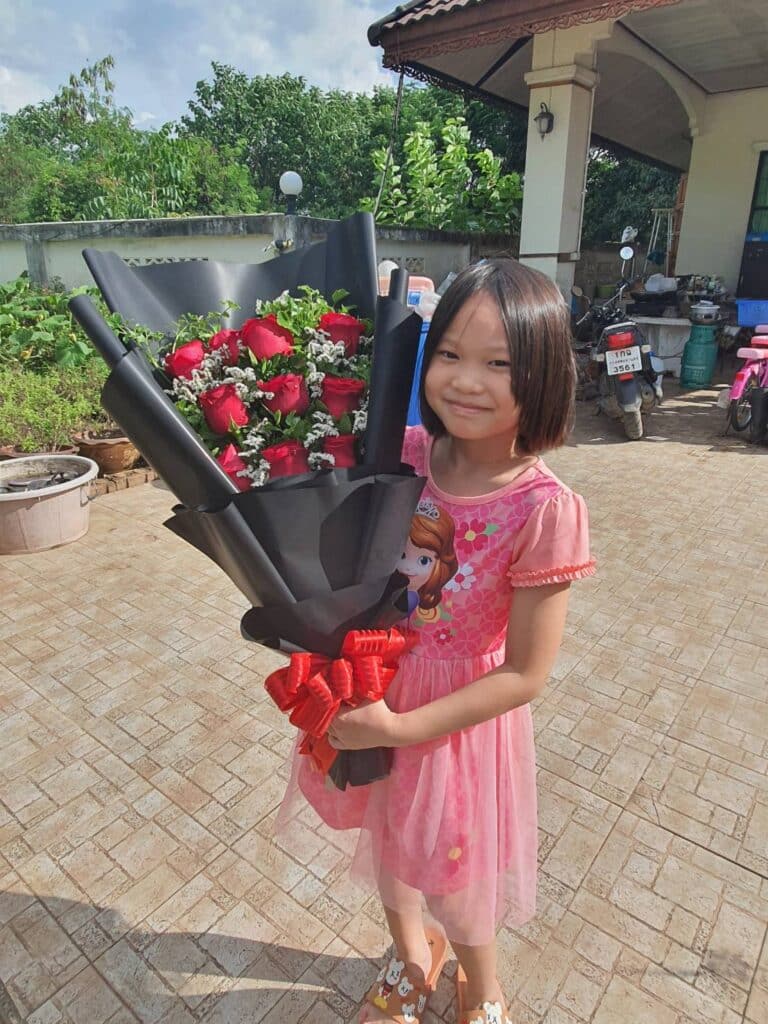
676;88;768;292
0;216;513;292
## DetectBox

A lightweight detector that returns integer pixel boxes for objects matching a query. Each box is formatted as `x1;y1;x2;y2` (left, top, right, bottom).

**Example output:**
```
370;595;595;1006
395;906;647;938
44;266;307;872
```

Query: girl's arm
327;582;571;751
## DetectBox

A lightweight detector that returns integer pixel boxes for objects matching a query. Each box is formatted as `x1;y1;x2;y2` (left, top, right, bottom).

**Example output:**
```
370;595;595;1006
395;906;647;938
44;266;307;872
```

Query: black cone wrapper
82;212;378;346
165;470;424;606
75;213;425;788
364;296;422;474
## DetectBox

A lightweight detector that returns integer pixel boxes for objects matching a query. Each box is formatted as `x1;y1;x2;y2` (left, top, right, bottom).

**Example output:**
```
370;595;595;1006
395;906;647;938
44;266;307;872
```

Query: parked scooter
727;324;768;441
572;244;663;440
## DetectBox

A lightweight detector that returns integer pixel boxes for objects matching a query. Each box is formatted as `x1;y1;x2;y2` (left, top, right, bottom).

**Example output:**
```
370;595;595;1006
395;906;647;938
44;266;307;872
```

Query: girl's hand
327;700;398;750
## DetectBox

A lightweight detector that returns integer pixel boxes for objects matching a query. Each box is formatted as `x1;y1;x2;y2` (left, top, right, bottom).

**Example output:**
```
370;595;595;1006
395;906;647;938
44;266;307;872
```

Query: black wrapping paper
74;214;423;787
82;212;378;348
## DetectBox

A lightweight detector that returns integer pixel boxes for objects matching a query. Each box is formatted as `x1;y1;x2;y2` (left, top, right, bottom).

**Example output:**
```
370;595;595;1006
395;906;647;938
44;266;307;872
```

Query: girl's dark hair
419;259;575;455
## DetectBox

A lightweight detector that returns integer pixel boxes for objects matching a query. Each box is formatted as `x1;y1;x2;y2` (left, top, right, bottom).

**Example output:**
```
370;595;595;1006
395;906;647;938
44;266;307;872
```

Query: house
369;0;768;301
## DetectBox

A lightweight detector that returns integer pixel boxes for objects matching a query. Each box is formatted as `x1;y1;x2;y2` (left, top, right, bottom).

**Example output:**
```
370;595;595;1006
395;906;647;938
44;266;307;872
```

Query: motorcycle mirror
571;285;584;298
619;245;635;262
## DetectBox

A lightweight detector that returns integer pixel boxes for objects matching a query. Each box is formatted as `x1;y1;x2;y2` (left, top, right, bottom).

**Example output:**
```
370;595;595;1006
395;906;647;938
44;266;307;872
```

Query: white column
519;24;611;294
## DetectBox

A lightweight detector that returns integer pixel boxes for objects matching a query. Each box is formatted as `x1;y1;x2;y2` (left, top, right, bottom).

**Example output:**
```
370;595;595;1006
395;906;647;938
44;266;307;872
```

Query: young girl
280;259;595;1024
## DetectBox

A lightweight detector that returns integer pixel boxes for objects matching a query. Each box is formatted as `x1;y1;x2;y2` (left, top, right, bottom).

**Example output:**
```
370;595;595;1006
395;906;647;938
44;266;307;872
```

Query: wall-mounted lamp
534;102;555;139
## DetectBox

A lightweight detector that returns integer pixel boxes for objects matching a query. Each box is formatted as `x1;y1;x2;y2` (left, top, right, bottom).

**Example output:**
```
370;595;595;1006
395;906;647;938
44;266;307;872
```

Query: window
749;152;768;235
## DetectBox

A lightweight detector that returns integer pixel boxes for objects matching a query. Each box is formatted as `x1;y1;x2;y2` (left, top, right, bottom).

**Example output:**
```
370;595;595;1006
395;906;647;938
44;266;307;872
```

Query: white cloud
0;0;398;120
0;65;52;113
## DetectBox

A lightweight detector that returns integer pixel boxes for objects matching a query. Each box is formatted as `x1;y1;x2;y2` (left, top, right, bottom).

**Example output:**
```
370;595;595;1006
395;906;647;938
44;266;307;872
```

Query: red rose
262;440;310;479
260;373;310;416
241;315;294;359
322;434;357;468
164;339;206;379
208;328;241;366
198;384;249;435
216;443;250;492
318;311;366;357
321;376;366;419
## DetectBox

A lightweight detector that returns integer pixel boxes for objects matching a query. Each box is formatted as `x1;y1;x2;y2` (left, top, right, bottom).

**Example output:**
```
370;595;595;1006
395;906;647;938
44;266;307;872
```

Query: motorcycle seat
737;347;768;361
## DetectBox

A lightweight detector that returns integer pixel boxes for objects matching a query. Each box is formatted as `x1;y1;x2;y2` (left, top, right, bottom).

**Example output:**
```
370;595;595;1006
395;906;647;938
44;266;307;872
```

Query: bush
0;274;105;373
0;364;107;452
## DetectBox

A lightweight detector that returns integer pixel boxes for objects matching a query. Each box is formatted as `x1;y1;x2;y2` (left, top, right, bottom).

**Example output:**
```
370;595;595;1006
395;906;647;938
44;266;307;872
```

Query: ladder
643;208;675;277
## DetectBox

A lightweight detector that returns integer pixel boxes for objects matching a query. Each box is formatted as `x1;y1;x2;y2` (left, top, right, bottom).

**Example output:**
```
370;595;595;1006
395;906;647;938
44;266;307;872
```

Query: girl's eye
489;359;511;368
418;555;432;567
436;349;458;360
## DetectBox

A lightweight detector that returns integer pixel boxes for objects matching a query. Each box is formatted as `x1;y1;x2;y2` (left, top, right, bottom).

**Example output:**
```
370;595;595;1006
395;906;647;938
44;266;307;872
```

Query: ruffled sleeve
507;490;596;587
401;425;429;474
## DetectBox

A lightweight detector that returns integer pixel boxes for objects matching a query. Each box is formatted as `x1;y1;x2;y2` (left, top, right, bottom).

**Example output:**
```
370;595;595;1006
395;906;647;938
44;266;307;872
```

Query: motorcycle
572;243;663;440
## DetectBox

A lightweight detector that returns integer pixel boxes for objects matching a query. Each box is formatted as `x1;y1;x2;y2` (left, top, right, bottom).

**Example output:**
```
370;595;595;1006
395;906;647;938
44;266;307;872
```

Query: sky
0;0;400;124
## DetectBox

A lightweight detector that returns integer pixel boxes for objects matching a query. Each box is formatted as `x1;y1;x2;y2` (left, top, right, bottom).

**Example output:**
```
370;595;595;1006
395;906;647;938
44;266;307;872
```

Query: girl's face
425;291;520;445
398;538;436;590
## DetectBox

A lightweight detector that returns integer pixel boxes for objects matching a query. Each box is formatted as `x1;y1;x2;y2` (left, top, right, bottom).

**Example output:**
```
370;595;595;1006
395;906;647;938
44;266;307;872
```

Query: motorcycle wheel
622;408;643;440
729;378;756;432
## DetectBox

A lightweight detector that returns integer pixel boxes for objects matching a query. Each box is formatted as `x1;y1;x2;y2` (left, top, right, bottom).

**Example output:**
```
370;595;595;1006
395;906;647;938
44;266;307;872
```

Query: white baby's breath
308;451;336;470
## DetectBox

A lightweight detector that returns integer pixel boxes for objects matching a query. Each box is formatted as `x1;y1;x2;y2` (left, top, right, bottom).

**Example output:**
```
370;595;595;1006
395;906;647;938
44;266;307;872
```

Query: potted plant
72;413;141;475
0;365;105;458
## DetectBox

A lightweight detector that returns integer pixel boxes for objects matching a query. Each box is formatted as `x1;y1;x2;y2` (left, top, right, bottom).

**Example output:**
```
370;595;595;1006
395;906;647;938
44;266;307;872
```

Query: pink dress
277;426;595;944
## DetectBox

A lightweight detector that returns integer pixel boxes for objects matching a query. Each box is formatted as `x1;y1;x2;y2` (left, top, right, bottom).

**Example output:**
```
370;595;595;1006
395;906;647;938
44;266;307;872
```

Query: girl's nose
451;368;484;393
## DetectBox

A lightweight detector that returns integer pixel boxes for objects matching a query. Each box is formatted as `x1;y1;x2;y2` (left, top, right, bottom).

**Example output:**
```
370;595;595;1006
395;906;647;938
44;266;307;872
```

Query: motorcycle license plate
605;347;642;375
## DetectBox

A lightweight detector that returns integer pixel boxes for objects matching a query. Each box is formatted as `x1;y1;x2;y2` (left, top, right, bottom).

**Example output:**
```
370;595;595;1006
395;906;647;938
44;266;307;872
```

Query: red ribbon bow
264;627;415;773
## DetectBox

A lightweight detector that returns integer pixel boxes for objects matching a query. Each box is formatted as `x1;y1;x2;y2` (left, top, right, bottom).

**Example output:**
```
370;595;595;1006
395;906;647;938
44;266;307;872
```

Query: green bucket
680;324;718;390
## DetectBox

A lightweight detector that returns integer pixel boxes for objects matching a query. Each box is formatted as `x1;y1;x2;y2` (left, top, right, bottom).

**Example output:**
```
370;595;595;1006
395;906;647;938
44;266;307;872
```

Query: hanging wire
373;69;405;219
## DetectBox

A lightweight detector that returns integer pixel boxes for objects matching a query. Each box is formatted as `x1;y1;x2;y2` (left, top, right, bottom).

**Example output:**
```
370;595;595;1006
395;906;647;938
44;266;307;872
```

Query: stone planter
0;455;99;554
72;430;141;475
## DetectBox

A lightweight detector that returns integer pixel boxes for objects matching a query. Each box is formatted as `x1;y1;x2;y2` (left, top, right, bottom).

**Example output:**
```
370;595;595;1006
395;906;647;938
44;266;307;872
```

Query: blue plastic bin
407;320;431;426
737;299;768;327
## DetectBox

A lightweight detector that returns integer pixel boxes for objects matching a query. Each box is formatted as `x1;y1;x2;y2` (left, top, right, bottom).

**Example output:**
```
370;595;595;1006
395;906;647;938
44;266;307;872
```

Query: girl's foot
360;933;444;1019
456;966;511;1023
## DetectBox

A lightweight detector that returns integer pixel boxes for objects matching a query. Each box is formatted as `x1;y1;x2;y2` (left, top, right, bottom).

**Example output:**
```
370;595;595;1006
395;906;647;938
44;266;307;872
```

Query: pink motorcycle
729;324;768;435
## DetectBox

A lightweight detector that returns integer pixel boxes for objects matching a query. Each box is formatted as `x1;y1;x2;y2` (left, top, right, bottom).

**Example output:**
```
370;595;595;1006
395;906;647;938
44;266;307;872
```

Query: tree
182;66;385;217
363;117;522;234
582;149;679;247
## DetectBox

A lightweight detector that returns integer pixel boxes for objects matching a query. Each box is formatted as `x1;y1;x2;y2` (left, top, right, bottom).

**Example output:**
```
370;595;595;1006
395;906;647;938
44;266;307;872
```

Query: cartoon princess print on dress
396;498;458;622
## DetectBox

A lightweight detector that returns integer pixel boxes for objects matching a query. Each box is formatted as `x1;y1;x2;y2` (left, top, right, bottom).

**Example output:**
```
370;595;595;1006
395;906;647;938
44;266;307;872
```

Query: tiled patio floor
1;381;767;1024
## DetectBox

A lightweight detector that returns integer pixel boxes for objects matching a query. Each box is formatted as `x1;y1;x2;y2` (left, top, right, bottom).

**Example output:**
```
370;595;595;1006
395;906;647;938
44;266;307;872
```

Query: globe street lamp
279;171;303;215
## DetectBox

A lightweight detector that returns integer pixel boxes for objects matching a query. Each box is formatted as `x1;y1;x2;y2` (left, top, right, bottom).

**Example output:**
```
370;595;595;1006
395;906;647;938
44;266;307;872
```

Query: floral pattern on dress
399;426;595;659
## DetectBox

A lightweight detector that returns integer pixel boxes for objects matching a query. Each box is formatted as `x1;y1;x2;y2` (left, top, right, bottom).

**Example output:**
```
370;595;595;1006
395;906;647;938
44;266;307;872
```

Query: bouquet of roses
159;288;372;489
70;216;424;788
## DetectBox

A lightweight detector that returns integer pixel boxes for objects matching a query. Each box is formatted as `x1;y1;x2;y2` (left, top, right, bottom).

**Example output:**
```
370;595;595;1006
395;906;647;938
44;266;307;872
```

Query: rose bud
321;376;366;419
260;373;310;416
164;339;206;379
216;443;250;491
198;384;249;435
241;314;294;360
208;328;241;366
317;311;366;357
322;434;357;468
262;440;310;479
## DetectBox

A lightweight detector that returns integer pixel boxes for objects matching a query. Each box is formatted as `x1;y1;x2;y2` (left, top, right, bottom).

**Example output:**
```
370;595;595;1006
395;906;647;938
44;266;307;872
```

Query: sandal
456;965;512;1024
364;926;448;1022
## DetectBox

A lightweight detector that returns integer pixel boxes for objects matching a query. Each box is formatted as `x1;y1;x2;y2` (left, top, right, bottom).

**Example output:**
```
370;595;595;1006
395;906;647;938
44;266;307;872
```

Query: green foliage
582;150;679;247
0;55;678;251
0;364;107;451
363;117;522;233
0;275;105;372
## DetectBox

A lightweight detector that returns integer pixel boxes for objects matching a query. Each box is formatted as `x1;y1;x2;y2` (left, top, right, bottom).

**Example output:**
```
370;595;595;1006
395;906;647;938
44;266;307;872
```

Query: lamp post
279;171;303;215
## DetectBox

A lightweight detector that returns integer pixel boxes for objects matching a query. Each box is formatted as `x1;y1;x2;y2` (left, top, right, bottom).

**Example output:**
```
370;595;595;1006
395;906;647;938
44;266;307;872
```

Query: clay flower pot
72;430;141;475
0;444;79;460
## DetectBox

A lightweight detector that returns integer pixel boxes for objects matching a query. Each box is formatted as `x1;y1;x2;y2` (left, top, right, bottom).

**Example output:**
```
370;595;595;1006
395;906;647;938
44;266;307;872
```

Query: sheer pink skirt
276;648;538;945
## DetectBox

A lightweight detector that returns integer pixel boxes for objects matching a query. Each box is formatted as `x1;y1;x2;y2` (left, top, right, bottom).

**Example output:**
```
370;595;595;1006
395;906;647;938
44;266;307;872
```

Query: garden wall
0;215;513;293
